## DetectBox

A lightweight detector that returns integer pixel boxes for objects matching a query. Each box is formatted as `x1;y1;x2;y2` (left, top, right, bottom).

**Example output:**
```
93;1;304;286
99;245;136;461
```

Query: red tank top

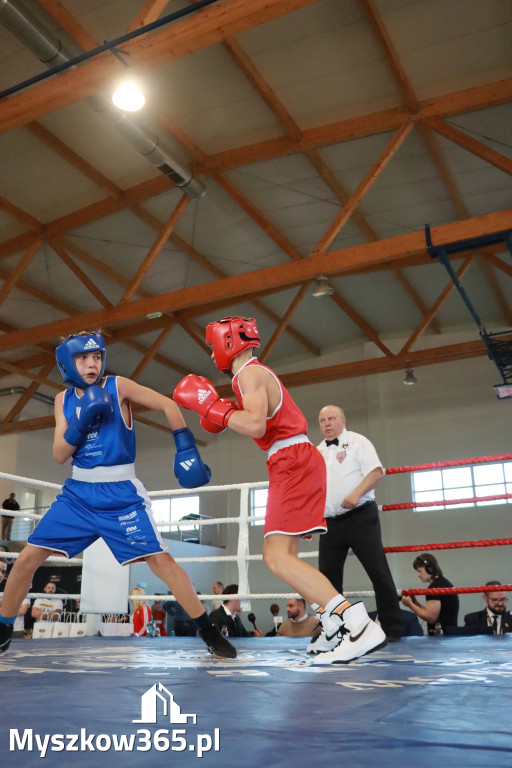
232;358;308;451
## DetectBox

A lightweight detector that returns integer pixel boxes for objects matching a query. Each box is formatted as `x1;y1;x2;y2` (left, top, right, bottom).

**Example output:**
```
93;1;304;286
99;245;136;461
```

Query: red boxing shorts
264;442;327;538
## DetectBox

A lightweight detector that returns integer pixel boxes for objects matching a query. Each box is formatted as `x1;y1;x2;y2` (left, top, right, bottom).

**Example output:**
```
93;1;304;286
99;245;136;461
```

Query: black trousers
318;501;402;638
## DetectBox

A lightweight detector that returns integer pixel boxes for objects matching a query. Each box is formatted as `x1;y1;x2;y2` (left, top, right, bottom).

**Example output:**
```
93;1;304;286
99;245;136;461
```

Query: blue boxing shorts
28;476;168;565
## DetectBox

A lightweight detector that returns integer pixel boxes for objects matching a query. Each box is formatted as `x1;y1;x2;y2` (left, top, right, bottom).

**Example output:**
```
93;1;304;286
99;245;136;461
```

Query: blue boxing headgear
56;333;106;388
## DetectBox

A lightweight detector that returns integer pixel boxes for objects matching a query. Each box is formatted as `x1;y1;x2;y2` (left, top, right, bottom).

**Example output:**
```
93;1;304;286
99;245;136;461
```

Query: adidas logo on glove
83;339;100;350
179;459;196;471
197;389;212;405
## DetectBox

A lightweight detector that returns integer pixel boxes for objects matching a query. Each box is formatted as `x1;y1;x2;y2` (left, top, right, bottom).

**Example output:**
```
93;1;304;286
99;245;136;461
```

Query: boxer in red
173;317;387;664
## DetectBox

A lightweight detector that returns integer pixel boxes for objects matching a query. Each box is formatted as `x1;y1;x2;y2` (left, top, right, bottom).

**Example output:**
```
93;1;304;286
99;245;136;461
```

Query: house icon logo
132;682;197;725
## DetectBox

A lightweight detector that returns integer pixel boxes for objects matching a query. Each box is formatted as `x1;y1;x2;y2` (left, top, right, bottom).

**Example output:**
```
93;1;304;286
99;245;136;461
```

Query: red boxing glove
173;375;235;427
200;399;236;434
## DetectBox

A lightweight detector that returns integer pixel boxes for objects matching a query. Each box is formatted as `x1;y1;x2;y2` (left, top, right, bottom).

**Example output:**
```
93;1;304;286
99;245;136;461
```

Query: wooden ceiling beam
215;336;503;395
390;265;441;334
305;150;378;242
0;0;317;135
128;0;172;31
213;172;304;261
26;121;124;199
479;258;512;327
0;196;44;234
222;35;302;143
426;117;512;176
3;359;56;424
50;241;113;309
2;335;509;435
312;123;414;255
259;282;311;363
120;194;191;303
400;255;475;355
0;208;510;352
38;0;98;50
361;0;418;113
201;78;512;174
0;175;172;261
485;252;512;280
130;323;176;380
329;291;393;357
0;241;41;308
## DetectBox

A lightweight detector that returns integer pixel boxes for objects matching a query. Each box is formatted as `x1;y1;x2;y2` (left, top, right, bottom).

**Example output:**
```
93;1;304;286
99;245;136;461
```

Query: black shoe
0;621;13;653
199;624;237;659
386;634;401;643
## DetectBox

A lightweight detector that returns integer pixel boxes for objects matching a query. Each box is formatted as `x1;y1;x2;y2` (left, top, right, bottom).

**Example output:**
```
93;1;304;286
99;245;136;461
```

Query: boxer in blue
0;331;235;659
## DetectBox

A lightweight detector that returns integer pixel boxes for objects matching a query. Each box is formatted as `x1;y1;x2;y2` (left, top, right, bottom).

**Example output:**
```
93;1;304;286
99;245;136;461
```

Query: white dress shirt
317;428;383;518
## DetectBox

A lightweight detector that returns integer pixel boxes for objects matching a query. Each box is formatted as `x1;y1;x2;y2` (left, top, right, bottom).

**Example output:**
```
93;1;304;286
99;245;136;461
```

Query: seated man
209;584;263;637
31;581;63;621
464;581;512;634
277;598;321;638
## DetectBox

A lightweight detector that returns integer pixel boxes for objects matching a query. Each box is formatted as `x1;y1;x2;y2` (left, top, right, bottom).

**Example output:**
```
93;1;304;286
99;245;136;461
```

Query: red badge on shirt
336;450;347;464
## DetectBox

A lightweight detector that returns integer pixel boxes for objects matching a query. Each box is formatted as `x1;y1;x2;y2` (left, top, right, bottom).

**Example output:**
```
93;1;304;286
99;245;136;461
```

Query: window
411;461;512;511
152;496;200;531
250;487;268;526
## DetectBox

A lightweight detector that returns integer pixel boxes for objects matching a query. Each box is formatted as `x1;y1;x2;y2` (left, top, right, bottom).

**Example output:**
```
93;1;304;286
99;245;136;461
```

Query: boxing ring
1;453;512;767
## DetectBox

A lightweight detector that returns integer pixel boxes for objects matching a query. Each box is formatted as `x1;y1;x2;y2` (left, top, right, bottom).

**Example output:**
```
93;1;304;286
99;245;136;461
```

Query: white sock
322;594;351;636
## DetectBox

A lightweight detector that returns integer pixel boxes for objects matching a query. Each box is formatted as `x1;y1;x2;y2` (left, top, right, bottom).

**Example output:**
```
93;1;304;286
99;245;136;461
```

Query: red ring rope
385;453;512;475
385;538;512;553
382;493;512;510
402;584;512;596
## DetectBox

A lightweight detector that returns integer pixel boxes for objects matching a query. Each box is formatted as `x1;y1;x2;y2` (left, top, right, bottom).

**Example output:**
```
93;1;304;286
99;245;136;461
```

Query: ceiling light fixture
403;366;418;386
112;79;145;111
312;276;334;298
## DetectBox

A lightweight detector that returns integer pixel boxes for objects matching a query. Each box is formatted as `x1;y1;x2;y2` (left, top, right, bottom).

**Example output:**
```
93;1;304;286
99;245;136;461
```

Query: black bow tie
325;438;339;447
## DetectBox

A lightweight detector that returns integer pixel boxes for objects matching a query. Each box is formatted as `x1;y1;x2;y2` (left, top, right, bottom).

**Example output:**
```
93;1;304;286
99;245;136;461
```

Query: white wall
3;330;511;633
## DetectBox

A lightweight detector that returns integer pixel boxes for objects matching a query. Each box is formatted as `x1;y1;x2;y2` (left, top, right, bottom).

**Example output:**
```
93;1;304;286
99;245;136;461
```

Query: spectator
130;587;151;637
151;598;167;637
209;584;263;637
211;581;224;611
369;596;424;637
277;599;321;638
163;596;196;636
401;553;459;634
31;581;63;620
0;558;8;590
316;405;402;642
464;581;512;634
1;492;19;541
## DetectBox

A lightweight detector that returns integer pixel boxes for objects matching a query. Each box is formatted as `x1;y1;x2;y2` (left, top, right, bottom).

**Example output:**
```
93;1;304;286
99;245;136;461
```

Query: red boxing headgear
206;316;260;373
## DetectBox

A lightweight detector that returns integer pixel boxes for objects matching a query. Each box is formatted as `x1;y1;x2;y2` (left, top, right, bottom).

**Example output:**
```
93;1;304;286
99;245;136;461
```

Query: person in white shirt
316;405;401;643
211;581;224;612
31;581;63;620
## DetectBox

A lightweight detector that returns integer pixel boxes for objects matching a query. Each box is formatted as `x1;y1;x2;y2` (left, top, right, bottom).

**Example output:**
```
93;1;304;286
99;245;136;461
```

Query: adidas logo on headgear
83;338;100;350
197;389;211;405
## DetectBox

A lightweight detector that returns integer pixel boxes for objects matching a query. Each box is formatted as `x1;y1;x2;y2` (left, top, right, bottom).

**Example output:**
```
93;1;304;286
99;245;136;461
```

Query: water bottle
221;625;229;637
146;619;156;637
434;622;443;636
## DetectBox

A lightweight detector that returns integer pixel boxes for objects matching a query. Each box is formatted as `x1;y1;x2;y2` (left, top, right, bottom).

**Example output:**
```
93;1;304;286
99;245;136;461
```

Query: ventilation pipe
0;387;54;407
0;0;205;198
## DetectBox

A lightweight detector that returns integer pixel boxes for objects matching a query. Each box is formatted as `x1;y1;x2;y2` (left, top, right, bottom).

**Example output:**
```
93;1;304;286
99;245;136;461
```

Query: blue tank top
63;376;136;468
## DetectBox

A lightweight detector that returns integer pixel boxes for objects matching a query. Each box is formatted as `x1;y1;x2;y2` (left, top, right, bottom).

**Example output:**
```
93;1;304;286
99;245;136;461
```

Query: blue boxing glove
64;385;113;447
173;427;212;489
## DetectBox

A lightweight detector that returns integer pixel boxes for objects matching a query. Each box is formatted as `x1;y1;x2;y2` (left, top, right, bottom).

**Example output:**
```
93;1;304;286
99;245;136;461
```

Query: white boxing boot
306;624;341;655
312;602;387;665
